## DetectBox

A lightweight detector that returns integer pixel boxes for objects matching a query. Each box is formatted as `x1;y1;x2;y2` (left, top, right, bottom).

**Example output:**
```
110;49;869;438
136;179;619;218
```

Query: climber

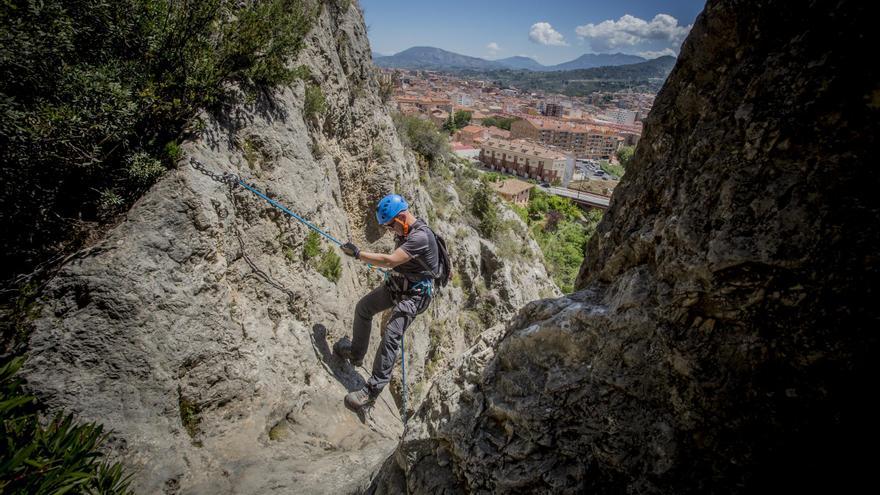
334;194;443;410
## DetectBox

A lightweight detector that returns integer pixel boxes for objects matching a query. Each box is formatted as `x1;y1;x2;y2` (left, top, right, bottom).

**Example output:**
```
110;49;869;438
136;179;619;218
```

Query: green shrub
600;159;625;179
290;64;312;81
98;188;125;218
304;84;326;118
530;208;603;293
617;145;635;167
125;152;165;187
283;245;296;263
471;183;499;238
480;116;517;130
392;112;450;165
0;356;134;493
302;230;321;261
178;393;201;441
317;248;341;283
165;140;183;164
0;0;316;282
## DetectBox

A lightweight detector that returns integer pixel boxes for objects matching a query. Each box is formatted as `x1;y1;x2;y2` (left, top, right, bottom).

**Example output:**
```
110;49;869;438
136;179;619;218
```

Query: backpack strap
411;225;441;279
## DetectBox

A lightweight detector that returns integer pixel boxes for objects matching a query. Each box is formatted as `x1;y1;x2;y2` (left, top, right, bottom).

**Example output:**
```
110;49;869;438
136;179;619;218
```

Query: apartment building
479;138;572;183
510;118;622;160
600;108;637;126
542;103;563;117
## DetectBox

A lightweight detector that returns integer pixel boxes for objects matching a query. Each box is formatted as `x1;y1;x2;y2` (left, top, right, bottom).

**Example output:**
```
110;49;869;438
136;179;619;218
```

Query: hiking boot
345;388;377;410
333;339;363;367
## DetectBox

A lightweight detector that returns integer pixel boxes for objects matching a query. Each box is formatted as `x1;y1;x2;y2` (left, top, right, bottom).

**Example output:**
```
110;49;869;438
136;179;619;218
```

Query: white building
599;108;637;126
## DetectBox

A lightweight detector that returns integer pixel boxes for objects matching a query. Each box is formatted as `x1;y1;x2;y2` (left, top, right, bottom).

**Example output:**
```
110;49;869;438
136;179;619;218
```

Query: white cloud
486;42;501;56
575;14;691;52
638;48;677;59
529;22;568;46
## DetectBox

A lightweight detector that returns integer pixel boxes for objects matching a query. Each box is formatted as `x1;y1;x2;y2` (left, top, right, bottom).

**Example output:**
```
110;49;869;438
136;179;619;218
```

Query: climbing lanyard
190;158;386;274
401;330;407;426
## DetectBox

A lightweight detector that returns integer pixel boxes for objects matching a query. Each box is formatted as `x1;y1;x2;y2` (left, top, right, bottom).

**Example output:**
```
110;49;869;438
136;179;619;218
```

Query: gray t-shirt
394;220;439;282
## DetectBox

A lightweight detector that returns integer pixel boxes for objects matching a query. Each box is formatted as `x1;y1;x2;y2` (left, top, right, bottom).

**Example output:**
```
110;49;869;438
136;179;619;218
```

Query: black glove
340;241;360;259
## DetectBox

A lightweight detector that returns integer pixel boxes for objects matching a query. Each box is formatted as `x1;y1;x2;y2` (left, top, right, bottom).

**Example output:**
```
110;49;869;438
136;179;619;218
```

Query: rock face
388;1;879;493
21;3;556;494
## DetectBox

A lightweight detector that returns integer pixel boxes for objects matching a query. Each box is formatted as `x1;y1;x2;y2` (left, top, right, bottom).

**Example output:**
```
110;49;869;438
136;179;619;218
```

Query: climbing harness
384;272;434;298
190;158;386;274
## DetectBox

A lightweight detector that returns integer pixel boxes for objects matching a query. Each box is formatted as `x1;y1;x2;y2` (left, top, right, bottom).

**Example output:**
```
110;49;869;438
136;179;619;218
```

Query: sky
361;0;707;65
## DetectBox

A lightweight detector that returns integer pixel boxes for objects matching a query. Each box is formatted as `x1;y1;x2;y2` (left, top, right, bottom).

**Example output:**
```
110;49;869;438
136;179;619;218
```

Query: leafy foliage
443;110;471;132
0;0;316;281
600;159;625;179
0;356;133;493
304;83;326;119
392;113;450;165
527;189;602;292
178;392;201;440
302;230;321;261
471;181;500;238
617;145;635;167
317;248;342;283
479;116;517;130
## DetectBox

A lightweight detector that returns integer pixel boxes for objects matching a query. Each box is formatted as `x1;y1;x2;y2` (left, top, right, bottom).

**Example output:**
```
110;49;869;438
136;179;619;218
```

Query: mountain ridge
374;46;657;72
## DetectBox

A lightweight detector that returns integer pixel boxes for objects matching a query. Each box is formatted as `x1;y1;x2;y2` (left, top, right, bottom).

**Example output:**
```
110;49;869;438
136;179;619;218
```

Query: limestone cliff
388;1;879;493
20;2;556;493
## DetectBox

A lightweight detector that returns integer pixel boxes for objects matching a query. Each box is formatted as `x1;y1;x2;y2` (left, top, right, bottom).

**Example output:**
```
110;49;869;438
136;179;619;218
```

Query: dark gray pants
351;284;431;396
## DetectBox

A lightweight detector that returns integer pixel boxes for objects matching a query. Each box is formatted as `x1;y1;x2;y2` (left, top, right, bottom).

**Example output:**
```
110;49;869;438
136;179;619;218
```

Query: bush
0;356;133;493
524;188;602;292
125;152;165;187
617;145;635;167
480;116;517;130
0;0;316;282
304;83;326;119
302;230;321;261
471;183;499;238
392;113;450;165
600;159;626;179
317;248;341;283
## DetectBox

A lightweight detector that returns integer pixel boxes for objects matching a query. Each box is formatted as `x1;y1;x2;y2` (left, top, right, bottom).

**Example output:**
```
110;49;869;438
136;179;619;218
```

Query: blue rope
235;179;387;275
237;180;344;246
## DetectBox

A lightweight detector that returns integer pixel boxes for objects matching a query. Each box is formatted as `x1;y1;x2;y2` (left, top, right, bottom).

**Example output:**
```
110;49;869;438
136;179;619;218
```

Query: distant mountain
371;51;386;60
496;56;546;71
374;47;656;73
373;46;504;71
548;53;646;71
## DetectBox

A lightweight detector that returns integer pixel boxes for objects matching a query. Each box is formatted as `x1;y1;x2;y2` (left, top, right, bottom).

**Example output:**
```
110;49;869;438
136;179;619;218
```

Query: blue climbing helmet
376;194;408;225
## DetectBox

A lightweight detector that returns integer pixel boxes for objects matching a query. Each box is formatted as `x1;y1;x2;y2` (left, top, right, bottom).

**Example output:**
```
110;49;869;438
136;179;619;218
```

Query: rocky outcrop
20;2;556;494
389;1;879;493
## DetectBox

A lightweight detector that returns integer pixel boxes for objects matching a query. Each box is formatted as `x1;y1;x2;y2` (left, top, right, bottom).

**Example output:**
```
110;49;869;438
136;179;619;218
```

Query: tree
481;116;516;130
471;183;500;238
453;110;472;129
393;113;450;165
443;113;456;133
617;145;635;167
